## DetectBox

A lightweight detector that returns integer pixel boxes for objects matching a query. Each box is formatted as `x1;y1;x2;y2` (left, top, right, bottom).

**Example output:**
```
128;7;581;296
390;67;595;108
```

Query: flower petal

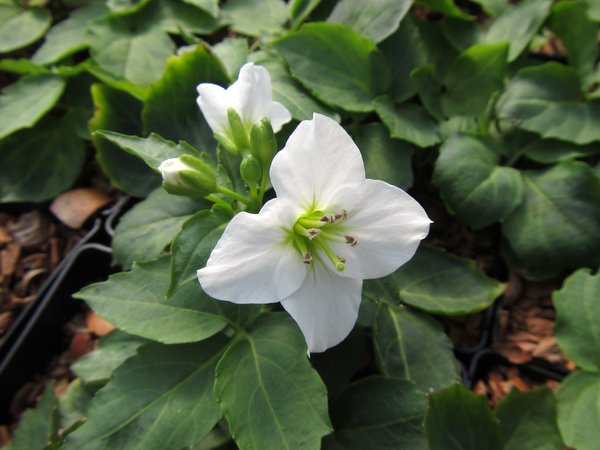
270;113;366;212
197;199;306;304
196;83;230;134
281;265;362;353
228;63;272;125
327;179;431;280
269;101;292;132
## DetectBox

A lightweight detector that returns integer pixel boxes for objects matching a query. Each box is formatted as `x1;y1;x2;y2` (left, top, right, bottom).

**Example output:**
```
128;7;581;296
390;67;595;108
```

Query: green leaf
142;44;228;153
471;0;508;16
150;0;222;35
58;380;95;434
497;62;600;144
411;65;444;120
326;0;412;43
0;117;85;203
87;15;175;86
501;161;600;278
364;245;504;315
374;303;459;391
289;0;322;28
521;137;599;164
89;83;159;197
73;331;149;385
112;188;209;269
416;0;473;19
495;387;564;450
0;74;65;140
483;0;553;61
556;371;600;450
181;0;219;17
416;20;459;80
221;0;287;36
380;17;428;102
212;38;248;81
95;130;200;172
106;0;151;14
251;54;340;121
274;22;390;112
586;0;600;21
31;5;107;65
75;256;229;344
553;269;600;371
63;338;226;450
354;122;414;190
0;57;49;75
549;0;598;88
168;210;228;296
426;384;500;450
433;133;524;229
324;377;428;450
0;1;51;52
442;43;508;117
373;96;440;148
10;385;57;450
215;314;332;450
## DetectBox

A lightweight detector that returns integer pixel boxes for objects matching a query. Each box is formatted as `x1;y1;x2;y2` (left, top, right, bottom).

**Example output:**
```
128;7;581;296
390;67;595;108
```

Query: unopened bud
240;154;261;186
250;118;277;166
227;108;250;151
158;155;216;197
214;132;239;155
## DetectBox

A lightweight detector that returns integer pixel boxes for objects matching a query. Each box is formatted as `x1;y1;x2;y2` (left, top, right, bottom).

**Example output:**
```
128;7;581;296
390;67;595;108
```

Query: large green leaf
442;43;508;117
58;380;95;434
89;83;159;197
501;161;600;278
497;62;600;145
520;137;599;164
73;331;149;385
364;245;504;315
483;0;552;61
215;314;332;450
142;44;228;153
0;0;51;53
0;74;65;140
549;0;598;88
433;133;524;229
326;0;412;43
168;210;229;296
556;371;600;450
425;384;500;450
10;385;57;450
32;5;107;65
95;130;200;172
324;377;428;450
416;0;472;19
495;387;564;450
182;0;219;17
373;96;440;148
63;338;227;450
0;117;85;203
151;0;221;35
553;269;600;371
221;0;287;36
87;15;175;86
213;37;248;81
112;188;208;269
374;303;458;391
274;22;390;112
354;122;414;190
380;17;428;102
251;54;340;121
75;256;229;344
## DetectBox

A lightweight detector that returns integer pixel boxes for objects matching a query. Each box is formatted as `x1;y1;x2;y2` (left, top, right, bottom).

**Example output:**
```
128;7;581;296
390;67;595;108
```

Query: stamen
297;218;327;229
314;237;345;272
320;209;348;223
320;214;336;223
345;235;358;247
303;252;312;265
294;223;321;240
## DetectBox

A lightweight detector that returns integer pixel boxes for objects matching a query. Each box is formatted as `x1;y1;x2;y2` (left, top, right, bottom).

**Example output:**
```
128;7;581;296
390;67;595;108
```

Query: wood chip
50;188;111;229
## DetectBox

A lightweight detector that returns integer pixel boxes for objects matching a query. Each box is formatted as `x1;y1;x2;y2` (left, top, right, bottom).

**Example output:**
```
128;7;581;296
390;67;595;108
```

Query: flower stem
216;186;253;206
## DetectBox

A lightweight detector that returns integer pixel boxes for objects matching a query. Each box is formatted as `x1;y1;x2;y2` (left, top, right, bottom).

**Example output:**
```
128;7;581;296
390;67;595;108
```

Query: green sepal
250;118;277;166
227;107;250;151
240;154;262;186
214;131;239;154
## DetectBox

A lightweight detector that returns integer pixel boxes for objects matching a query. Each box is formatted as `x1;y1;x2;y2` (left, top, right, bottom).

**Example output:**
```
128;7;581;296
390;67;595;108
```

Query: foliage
2;0;599;448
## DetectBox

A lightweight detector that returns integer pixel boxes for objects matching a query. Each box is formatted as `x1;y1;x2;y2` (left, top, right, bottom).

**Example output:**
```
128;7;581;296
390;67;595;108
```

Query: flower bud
214;132;239;155
227;107;250;152
158;155;216;197
250;118;278;166
240;154;261;187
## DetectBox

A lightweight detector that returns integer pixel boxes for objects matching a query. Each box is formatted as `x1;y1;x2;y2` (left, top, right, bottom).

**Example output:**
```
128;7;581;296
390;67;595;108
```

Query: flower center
291;209;357;272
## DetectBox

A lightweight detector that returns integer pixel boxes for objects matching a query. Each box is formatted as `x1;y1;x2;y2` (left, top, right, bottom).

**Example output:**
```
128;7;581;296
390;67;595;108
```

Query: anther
307;228;320;240
345;235;358;247
320;213;335;223
303;252;312;265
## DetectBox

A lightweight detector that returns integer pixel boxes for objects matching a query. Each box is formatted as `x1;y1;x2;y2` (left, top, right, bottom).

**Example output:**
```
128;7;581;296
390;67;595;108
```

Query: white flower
197;114;431;353
196;62;292;137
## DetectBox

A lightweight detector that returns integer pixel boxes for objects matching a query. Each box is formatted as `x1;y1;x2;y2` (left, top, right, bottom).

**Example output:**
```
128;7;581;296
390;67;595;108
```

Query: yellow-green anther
240;154;262;186
227;107;250;150
314;238;345;272
250;118;278;165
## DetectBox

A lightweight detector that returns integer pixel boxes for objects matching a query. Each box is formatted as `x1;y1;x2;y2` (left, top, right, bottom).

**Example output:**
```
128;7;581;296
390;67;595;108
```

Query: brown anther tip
307;229;321;239
320;214;335;223
345;235;358;247
303;253;312;264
